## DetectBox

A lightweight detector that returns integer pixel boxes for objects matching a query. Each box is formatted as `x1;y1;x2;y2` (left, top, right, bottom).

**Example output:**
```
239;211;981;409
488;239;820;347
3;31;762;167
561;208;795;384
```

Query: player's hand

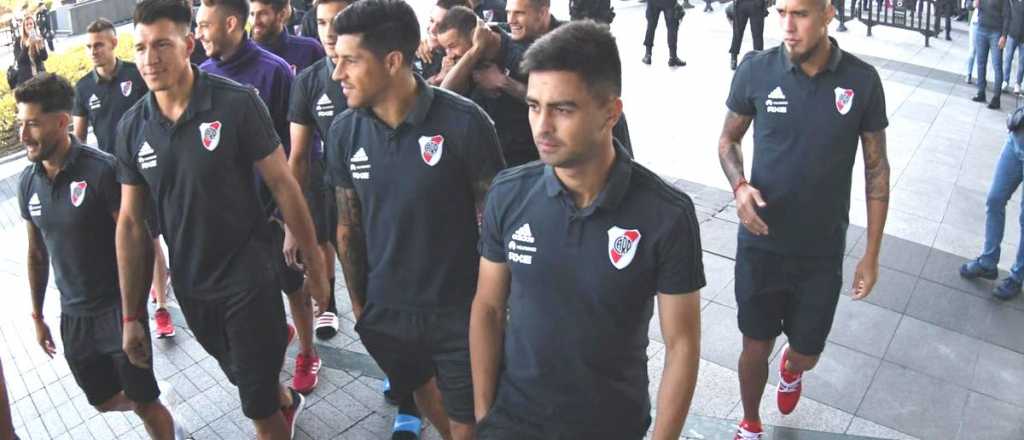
852;256;880;300
417;39;433;64
122;320;152;369
34;319;56;358
282;227;303;271
472;20;494;51
734;183;769;236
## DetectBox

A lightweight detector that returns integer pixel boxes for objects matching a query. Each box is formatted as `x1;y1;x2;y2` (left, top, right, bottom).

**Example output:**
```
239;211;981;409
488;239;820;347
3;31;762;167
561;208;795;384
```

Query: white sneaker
1004;81;1010;91
1015;84;1021;95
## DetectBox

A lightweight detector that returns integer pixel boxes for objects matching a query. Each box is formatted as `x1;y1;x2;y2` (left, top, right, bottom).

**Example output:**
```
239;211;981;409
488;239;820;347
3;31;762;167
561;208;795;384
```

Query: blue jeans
967;23;978;79
1003;36;1024;87
979;136;1024;282
976;25;1004;97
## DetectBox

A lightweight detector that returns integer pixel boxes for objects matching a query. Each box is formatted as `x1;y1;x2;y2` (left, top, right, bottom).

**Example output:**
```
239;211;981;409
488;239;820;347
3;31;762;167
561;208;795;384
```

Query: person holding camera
12;15;48;87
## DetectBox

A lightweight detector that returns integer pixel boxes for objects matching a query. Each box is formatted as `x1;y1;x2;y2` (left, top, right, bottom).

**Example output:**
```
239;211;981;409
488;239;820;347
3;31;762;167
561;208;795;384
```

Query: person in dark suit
643;0;685;67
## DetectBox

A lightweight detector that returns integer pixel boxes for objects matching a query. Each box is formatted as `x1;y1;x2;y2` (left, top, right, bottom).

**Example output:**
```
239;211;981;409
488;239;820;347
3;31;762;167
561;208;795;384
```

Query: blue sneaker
993;277;1022;300
391;413;422;440
382;377;399;405
960;260;998;280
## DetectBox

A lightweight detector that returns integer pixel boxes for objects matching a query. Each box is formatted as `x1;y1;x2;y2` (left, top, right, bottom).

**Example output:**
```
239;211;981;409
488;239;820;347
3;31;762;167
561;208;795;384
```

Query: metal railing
855;0;940;46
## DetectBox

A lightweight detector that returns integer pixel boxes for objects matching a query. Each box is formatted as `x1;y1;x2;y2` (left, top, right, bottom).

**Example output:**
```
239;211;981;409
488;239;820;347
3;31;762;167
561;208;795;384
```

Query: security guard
471;21;704;440
643;0;685;67
729;0;768;70
16;73;184;440
115;0;327;437
327;2;504;439
718;0;890;438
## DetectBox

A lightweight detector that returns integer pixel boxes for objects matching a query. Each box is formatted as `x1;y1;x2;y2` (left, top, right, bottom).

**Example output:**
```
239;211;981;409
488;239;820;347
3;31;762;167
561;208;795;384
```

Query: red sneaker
281;387;305;439
777;344;803;415
154;307;175;338
292;352;321;394
734;420;764;440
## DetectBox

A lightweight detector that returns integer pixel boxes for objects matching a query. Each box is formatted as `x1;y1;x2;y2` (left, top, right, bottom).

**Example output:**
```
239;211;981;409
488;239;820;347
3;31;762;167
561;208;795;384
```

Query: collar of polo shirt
92;59;123;84
543;140;633;214
144;66;214;126
781;36;843;75
357;75;434;129
33;137;85;177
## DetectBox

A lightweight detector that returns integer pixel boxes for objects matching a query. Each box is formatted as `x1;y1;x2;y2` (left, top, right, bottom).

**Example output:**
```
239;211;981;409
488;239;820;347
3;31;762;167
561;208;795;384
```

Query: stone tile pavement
2;0;1024;438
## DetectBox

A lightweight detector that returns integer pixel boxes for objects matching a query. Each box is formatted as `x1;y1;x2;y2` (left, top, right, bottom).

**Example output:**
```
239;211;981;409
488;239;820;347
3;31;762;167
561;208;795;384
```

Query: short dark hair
434;5;476;38
521;20;620;99
332;0;419;65
201;0;249;23
251;0;288;12
134;0;193;28
525;0;550;8
86;18;116;35
315;0;355;9
436;0;471;9
14;73;75;113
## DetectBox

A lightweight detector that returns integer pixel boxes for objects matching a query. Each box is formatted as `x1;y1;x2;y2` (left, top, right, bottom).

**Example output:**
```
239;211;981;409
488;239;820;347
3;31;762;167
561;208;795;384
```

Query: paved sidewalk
1;1;1023;439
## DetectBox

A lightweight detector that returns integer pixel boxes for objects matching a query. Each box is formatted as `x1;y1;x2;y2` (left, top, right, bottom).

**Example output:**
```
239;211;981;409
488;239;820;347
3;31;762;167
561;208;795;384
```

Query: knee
740;338;775;362
785;350;820;373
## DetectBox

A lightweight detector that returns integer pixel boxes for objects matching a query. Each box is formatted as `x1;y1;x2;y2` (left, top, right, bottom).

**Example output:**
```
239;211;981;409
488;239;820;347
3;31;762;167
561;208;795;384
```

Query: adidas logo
138;142;158;169
512;223;534;244
317;94;331;106
351;148;368;163
88;94;101;110
28;193;41;216
768;87;786;100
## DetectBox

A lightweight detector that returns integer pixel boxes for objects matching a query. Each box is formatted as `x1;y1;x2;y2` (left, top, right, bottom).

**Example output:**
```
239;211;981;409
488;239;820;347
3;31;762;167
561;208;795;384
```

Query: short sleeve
656;208;706;294
72;81;88;117
725;55;756;116
238;90;283;163
287;73;315;125
478;183;506;263
461;108;506;189
113;117;145;185
99;160;122;215
17;169;31;220
325;114;353;189
859;70;889;133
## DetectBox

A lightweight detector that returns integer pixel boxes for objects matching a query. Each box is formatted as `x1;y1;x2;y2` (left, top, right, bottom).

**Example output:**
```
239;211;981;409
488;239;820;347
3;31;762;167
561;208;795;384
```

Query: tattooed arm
718;111;769;235
335;186;368;319
853;129;890;299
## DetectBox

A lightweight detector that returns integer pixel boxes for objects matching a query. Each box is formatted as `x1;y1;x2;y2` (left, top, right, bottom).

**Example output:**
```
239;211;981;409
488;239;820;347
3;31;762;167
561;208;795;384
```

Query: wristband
31;312;43;321
123;314;139;324
733;178;749;195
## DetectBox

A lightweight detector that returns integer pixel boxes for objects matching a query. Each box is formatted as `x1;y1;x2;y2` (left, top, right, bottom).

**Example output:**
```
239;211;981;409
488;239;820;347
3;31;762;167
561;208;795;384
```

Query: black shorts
269;220;305;295
307;159;337;245
355;303;474;424
60;306;161;406
734;246;843;356
176;285;288;419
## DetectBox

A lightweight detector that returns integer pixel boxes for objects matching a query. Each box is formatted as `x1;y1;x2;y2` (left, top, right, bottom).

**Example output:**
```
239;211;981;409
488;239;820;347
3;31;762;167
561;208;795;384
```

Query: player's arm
441;21;494;93
26;220;56;358
288;122;314;192
116;184;155;368
469;257;511;421
334;185;367;318
651;291;701;440
853;129;890;299
256;147;327;304
717;110;752;190
72;116;88;143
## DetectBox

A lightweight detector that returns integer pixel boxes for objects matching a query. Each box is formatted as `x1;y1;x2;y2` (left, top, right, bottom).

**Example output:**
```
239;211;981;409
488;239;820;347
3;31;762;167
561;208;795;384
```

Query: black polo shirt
288;57;347;161
19;141;122;316
72;60;149;153
414;47;447;81
326;76;505;311
478;144;705;437
114;67;280;297
726;38;888;256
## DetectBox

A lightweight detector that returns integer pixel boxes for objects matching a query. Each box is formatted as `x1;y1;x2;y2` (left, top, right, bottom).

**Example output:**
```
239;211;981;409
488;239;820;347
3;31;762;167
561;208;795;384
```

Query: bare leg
133;400;175;440
450;419;475;440
738;336;775;424
413;378;452;440
152;238;169;308
252;411;289;440
286;290;316;356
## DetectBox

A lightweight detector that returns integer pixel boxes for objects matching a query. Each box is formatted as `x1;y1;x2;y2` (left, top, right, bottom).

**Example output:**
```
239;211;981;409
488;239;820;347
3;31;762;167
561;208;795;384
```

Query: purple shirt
259;31;325;75
201;37;294;150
